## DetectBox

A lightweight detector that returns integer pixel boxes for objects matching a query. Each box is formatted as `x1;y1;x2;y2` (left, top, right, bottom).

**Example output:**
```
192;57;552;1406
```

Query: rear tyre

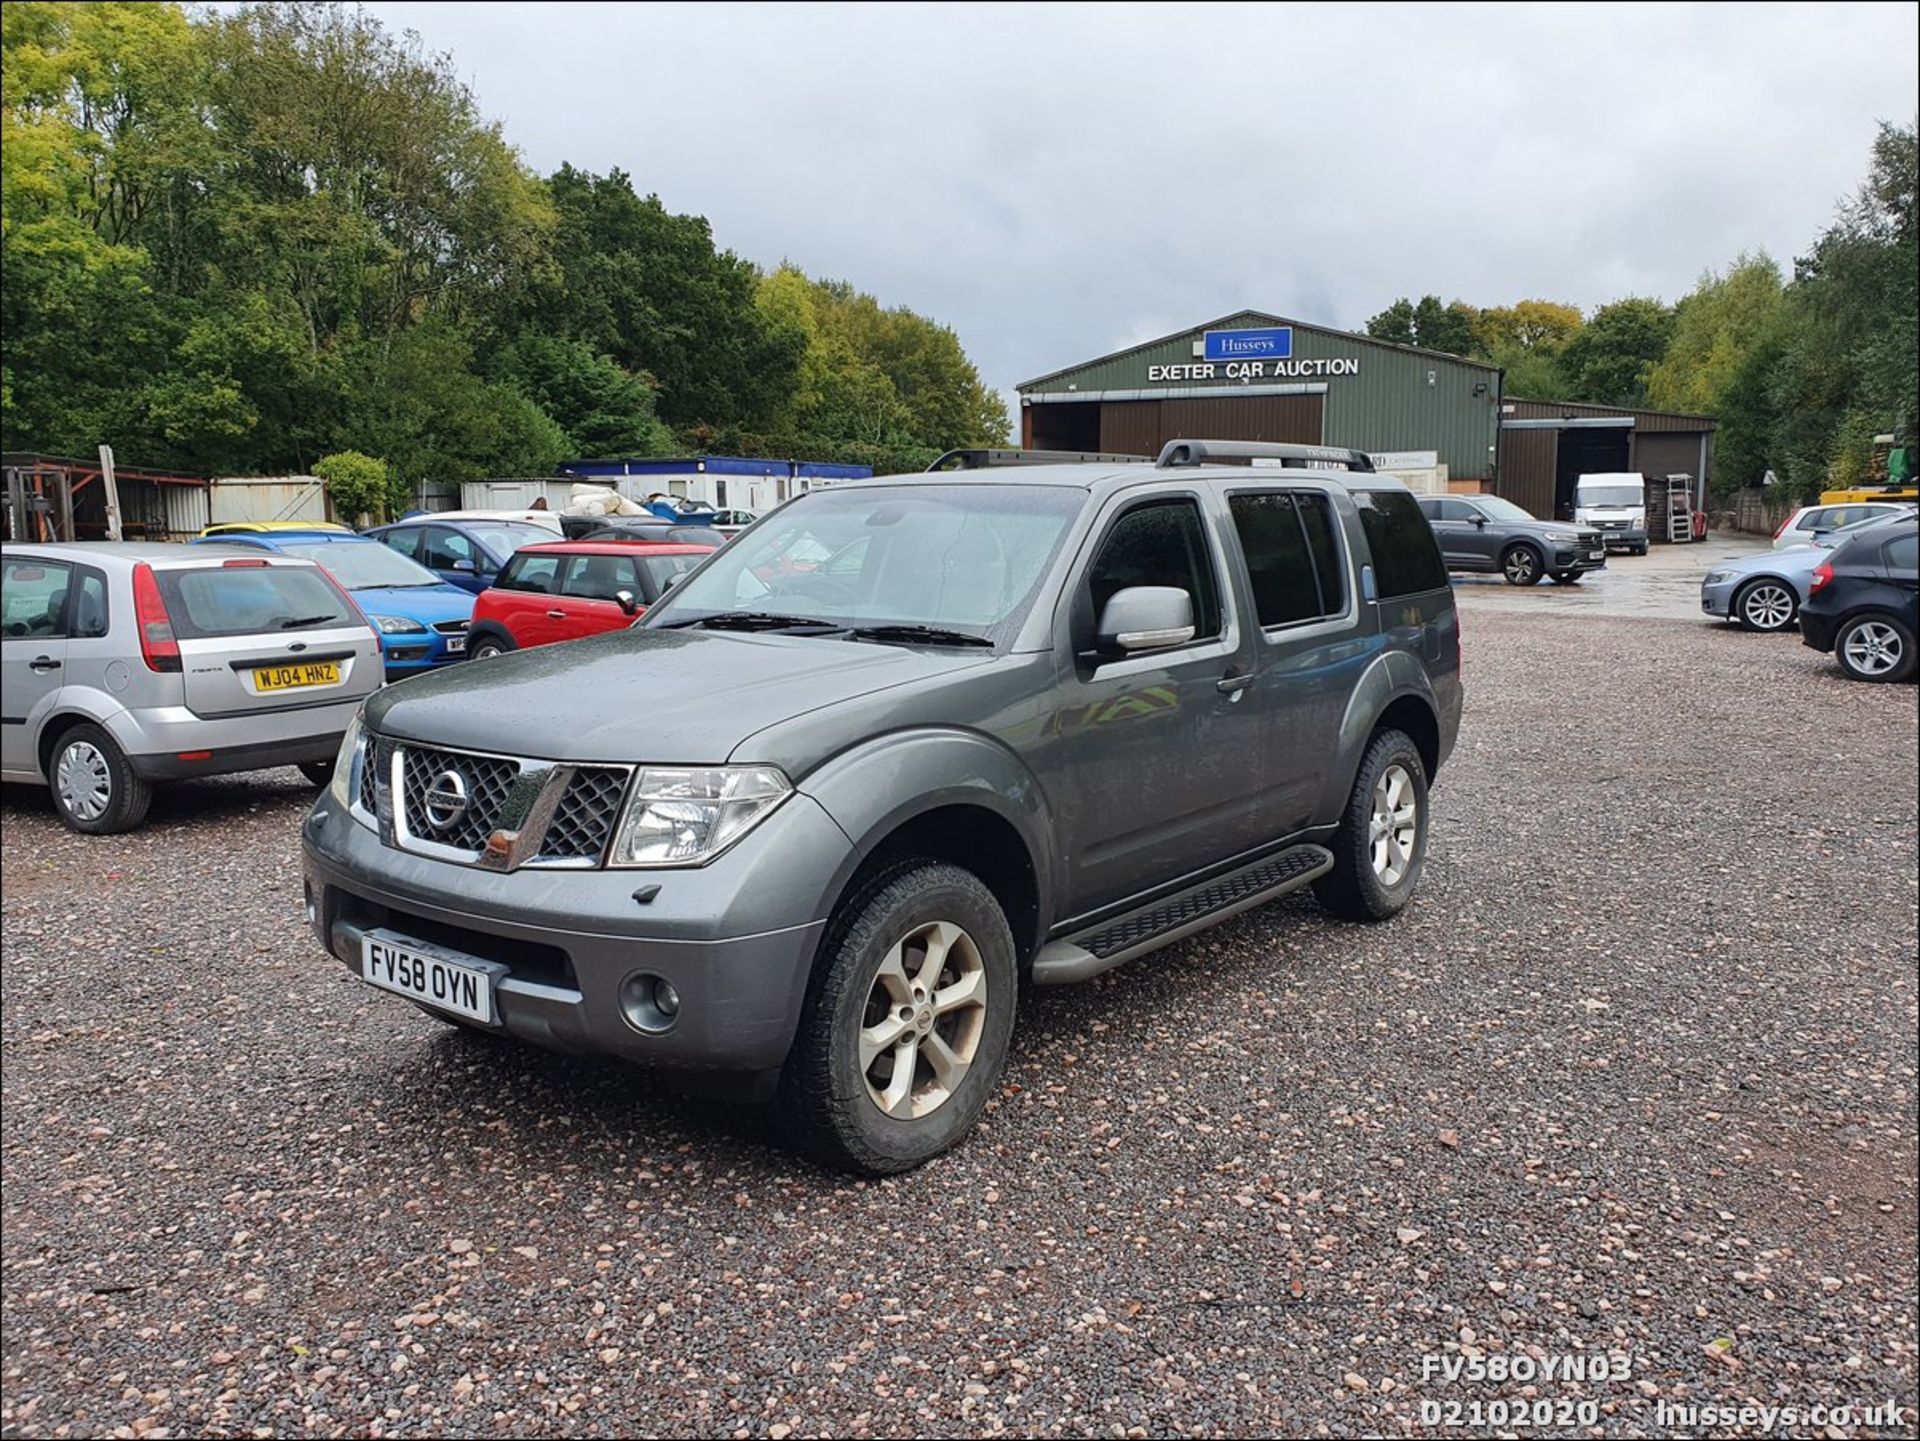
48;723;152;835
298;760;335;787
1500;545;1544;586
1732;578;1797;633
1833;614;1916;683
1313;728;1430;923
777;861;1017;1175
469;636;510;661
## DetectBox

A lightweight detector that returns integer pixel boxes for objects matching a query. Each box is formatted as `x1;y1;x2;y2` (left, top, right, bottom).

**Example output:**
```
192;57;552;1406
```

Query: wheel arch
1321;652;1442;822
465;619;516;651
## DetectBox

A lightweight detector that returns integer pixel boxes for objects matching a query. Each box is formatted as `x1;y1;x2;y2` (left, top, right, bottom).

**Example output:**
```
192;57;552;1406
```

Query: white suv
1773;501;1915;549
1;542;382;833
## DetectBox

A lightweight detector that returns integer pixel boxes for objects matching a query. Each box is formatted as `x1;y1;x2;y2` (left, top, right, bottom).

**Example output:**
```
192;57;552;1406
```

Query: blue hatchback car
190;531;475;678
361;517;561;594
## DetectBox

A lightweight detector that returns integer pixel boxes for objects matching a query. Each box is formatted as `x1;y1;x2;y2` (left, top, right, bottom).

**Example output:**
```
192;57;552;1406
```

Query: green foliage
1645;255;1785;415
313;449;395;523
1363;295;1476;355
0;3;1003;483
1557;298;1674;406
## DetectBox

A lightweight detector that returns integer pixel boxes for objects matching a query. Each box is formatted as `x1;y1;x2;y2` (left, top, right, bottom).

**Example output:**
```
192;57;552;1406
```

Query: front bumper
380;630;468;678
1700;579;1737;618
300;790;845;1071
1590;526;1646;551
1551;546;1608;574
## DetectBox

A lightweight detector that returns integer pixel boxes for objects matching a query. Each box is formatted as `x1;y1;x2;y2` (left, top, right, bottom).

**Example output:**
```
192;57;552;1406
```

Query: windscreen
648;484;1085;637
278;542;441;589
157;565;356;637
1475;497;1539;523
467;522;554;558
1578;485;1643;507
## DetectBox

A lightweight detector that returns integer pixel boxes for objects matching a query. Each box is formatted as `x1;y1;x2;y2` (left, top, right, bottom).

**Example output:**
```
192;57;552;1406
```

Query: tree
1645;254;1785;416
1558;297;1675;406
1365;298;1416;346
1365;295;1478;355
1474;299;1583;355
489;334;674;458
313;448;396;524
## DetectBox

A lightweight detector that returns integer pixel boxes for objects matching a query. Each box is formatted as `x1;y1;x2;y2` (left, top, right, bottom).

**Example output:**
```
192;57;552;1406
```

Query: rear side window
1885;534;1918;571
1354;490;1449;598
1229;492;1346;627
2;558;72;638
1088;498;1222;641
156;565;355;638
496;554;561;593
638;552;705;597
562;554;640;601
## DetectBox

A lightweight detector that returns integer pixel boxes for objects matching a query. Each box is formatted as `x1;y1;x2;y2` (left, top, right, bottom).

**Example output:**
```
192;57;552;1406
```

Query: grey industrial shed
1017;311;1504;482
1497;398;1718;521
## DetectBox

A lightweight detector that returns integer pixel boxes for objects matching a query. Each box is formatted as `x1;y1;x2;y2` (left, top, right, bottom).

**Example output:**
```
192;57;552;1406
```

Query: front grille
357;743;379;813
399;746;520;852
432;619;470;634
541;768;629;859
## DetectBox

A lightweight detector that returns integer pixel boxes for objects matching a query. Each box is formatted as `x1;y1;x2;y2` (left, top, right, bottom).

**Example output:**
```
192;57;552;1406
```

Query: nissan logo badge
422;769;469;831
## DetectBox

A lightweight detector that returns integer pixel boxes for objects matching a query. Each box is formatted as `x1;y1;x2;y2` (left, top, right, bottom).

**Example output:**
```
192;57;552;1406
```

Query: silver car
1702;510;1918;631
1;542;382;833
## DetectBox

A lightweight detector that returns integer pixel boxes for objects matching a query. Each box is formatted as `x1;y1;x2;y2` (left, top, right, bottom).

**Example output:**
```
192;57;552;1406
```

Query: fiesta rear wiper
279;614;342;630
851;624;995;648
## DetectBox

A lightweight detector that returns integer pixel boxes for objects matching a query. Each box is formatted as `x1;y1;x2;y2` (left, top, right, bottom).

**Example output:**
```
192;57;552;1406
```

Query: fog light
619;973;680;1035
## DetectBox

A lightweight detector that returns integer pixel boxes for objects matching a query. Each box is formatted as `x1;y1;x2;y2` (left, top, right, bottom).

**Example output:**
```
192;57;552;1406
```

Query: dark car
466;542;714;658
303;440;1462;1174
580;517;726;546
1800;515;1918;682
1415;494;1607;586
364;518;559;594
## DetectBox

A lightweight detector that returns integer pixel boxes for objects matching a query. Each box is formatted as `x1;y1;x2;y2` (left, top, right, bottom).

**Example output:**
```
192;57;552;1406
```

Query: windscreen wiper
851;624;995;648
279;614;342;630
685;611;845;633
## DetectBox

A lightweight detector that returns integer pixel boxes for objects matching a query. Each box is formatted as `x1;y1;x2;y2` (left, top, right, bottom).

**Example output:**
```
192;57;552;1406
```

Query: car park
302;440;1461;1174
363;516;559;594
191;530;475;678
1415;493;1607;585
1800;514;1919;682
1;542;381;833
465;541;714;658
1771;500;1914;549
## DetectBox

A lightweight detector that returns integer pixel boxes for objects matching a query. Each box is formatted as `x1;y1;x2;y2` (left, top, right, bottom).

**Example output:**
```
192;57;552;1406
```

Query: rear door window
155;565;355;638
379;526;423;561
1;558;73;638
1229;492;1345;627
496;554;562;593
1353;490;1449;598
1087;498;1222;641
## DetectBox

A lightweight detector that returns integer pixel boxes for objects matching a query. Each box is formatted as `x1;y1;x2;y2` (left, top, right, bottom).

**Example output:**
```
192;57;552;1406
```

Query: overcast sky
367;1;1917;405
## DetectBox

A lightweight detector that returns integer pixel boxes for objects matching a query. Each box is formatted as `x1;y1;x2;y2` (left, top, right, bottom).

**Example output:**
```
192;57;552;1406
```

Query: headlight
1703;571;1730;585
368;614;428;634
608;765;791;867
1544;531;1579;544
328;711;366;810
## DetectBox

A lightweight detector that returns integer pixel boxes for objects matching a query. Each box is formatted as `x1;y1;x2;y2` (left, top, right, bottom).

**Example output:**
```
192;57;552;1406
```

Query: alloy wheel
56;740;112;822
1368;762;1419;886
1742;583;1795;631
1503;549;1538;584
860;920;987;1120
1842;620;1903;676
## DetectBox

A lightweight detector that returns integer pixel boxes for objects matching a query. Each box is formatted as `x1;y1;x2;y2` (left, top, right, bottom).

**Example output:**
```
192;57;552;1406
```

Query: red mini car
465;542;713;658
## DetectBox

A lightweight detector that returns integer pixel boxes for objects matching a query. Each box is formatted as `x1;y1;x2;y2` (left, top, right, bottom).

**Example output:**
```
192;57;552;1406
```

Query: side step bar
1030;843;1335;986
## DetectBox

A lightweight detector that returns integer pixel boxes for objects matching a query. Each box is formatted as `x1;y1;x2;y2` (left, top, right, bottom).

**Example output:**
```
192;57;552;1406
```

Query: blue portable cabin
557;456;874;518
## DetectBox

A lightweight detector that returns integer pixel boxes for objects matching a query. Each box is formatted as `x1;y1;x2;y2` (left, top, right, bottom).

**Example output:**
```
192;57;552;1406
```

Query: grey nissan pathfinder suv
303;441;1463;1173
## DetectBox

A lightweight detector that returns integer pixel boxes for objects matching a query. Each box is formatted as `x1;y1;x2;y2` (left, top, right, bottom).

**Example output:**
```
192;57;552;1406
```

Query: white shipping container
208;475;330;526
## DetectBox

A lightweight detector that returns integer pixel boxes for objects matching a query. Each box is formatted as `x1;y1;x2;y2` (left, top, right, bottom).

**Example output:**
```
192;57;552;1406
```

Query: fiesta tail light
131;563;181;672
1809;561;1834;595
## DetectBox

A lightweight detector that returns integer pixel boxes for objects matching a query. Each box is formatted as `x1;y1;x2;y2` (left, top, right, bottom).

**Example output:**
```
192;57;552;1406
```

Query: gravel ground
3;604;1915;1439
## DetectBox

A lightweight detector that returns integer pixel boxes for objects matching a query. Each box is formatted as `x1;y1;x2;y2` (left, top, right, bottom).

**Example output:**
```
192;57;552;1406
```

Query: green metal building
1017;310;1504;482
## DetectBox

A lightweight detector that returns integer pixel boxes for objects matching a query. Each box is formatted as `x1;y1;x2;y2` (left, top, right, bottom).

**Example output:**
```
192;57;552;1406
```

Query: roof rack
926;448;1152;472
1155;440;1376;472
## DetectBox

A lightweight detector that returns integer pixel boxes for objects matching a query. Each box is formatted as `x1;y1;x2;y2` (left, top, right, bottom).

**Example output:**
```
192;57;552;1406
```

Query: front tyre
298;759;335;787
49;723;152;835
1834;614;1916;683
1501;545;1544;586
1313;728;1430;923
1732;578;1797;633
468;636;510;661
778;862;1017;1175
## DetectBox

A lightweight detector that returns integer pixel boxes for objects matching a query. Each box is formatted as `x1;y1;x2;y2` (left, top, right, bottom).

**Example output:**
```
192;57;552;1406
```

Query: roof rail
926;448;1152;472
1154;439;1376;472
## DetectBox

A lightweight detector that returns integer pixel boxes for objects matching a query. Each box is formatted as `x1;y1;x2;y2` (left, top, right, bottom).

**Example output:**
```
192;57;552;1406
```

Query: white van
1574;473;1648;555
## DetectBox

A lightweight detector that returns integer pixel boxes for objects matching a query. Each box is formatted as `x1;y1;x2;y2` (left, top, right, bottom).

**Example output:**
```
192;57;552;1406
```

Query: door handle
1216;670;1254;696
29;656;61;672
546;609;567;619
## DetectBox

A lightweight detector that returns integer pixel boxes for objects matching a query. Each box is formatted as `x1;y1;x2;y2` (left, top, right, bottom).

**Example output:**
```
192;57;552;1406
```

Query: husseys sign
1146;327;1361;383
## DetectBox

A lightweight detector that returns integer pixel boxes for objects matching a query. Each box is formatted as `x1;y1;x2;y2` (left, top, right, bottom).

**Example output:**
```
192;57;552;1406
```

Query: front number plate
254;660;341;692
361;931;497;1024
443;634;467;655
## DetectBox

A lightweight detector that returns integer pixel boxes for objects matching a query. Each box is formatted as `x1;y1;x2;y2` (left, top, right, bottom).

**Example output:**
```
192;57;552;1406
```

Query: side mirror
1472;515;1488;529
1095;585;1194;657
452;558;477;574
614;588;640;616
